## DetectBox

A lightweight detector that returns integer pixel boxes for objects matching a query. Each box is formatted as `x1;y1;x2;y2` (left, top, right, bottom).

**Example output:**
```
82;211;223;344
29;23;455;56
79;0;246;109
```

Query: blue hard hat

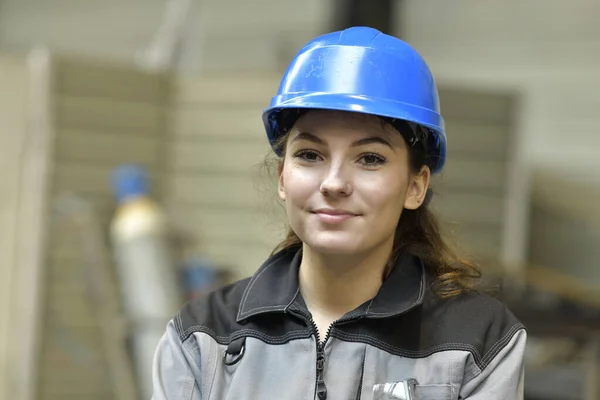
111;164;150;203
262;26;446;173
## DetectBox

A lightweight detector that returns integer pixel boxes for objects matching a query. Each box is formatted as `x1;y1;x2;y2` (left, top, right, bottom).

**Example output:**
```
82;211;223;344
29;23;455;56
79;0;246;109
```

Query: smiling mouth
311;209;360;224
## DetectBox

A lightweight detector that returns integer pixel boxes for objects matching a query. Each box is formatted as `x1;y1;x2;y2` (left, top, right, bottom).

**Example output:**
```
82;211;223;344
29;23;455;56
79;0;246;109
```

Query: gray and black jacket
152;247;526;399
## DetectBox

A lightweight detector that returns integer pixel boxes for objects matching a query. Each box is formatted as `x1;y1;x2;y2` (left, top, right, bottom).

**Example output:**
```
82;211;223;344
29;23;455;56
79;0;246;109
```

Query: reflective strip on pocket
372;379;453;400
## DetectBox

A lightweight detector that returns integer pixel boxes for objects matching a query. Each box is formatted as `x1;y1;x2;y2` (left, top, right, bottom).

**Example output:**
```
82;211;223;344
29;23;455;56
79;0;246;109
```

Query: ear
404;166;431;210
277;160;286;201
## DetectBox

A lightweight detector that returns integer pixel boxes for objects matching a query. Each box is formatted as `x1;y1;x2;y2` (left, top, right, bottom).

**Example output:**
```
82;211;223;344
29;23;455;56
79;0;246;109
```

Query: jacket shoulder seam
332;330;486;368
332;322;525;371
480;322;526;369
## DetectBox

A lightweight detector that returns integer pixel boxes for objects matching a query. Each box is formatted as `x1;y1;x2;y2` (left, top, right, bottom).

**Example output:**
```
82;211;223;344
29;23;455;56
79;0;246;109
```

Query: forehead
291;110;405;145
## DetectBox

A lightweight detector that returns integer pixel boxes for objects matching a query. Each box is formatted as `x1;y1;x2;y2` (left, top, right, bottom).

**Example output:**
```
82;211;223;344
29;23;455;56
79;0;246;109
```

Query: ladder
53;194;139;400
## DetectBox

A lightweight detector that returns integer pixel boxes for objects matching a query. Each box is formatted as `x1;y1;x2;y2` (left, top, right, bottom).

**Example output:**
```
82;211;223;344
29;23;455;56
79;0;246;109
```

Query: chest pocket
371;379;453;400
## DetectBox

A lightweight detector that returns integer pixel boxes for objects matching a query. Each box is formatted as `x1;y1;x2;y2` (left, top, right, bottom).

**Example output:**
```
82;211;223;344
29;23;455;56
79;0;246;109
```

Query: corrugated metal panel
38;57;168;400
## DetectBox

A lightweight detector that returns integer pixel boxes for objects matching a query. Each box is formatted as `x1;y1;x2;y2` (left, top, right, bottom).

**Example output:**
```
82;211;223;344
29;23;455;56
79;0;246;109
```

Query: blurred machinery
109;165;184;399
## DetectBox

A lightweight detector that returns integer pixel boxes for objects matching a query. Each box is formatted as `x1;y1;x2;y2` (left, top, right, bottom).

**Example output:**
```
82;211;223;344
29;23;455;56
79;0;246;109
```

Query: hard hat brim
262;92;446;173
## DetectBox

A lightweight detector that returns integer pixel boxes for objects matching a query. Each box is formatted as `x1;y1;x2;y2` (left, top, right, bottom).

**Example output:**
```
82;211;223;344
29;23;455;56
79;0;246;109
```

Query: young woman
152;26;526;400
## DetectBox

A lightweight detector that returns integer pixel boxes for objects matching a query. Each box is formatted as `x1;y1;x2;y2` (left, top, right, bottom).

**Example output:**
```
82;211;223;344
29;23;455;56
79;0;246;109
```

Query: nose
319;164;353;197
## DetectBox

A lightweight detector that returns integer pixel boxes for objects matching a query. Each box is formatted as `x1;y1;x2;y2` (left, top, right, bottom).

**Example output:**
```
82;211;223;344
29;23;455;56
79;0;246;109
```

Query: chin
302;232;366;255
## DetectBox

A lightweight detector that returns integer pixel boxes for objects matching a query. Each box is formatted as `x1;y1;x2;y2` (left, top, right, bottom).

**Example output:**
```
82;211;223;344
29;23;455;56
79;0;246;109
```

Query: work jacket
152;247;527;400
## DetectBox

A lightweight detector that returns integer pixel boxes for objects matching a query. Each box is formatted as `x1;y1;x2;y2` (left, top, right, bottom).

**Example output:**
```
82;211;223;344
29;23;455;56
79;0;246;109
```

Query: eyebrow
291;132;394;149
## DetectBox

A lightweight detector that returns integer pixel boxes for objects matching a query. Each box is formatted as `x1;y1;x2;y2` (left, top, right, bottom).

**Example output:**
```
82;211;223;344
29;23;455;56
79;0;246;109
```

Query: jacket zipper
290;308;362;400
289;308;329;399
315;321;331;400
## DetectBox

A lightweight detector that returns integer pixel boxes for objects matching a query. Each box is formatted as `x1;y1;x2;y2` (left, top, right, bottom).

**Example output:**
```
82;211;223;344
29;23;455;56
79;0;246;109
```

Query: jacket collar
236;246;426;323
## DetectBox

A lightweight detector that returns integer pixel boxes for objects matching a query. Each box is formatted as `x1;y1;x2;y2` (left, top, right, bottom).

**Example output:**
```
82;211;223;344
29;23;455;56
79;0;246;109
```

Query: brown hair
263;110;481;299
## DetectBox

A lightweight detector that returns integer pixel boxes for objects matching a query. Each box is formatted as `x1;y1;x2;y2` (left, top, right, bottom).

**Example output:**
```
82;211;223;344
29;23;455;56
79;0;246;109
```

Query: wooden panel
444;121;509;157
169;139;270;174
434;157;507;192
439;89;515;125
55;57;167;103
446;223;504;261
55;129;162;165
169;206;287;247
172;75;278;105
56;95;164;134
53;163;161;197
168;105;266;140
432;192;505;227
167;172;264;207
197;239;275;280
46;287;100;326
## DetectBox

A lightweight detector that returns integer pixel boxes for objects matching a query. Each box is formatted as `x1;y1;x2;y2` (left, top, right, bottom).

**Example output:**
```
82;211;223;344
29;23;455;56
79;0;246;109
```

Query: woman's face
278;110;430;256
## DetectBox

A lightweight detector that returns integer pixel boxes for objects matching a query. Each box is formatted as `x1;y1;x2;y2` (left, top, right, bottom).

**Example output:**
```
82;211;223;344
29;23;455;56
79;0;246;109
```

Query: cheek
360;174;408;209
282;166;319;204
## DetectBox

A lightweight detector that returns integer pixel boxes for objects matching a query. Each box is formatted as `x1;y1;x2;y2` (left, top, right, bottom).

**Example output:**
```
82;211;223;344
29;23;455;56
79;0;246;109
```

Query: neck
298;240;393;320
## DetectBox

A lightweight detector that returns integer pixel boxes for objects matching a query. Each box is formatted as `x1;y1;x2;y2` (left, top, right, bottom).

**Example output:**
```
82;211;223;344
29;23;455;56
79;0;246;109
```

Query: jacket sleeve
152;319;202;400
459;327;527;400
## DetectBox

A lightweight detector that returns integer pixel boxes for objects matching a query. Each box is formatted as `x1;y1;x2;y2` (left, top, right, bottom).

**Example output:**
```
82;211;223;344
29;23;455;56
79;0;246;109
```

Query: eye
293;149;322;162
358;153;386;167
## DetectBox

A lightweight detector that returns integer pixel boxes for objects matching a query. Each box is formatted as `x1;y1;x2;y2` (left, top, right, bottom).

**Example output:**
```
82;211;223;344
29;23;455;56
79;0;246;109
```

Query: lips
312;208;360;224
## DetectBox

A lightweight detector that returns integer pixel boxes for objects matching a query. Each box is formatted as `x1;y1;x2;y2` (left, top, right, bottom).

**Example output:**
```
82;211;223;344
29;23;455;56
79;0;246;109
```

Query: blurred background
0;1;599;399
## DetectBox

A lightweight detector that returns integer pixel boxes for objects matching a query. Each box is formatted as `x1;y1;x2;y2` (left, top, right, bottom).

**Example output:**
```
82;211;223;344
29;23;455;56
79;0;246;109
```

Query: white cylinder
109;165;182;400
